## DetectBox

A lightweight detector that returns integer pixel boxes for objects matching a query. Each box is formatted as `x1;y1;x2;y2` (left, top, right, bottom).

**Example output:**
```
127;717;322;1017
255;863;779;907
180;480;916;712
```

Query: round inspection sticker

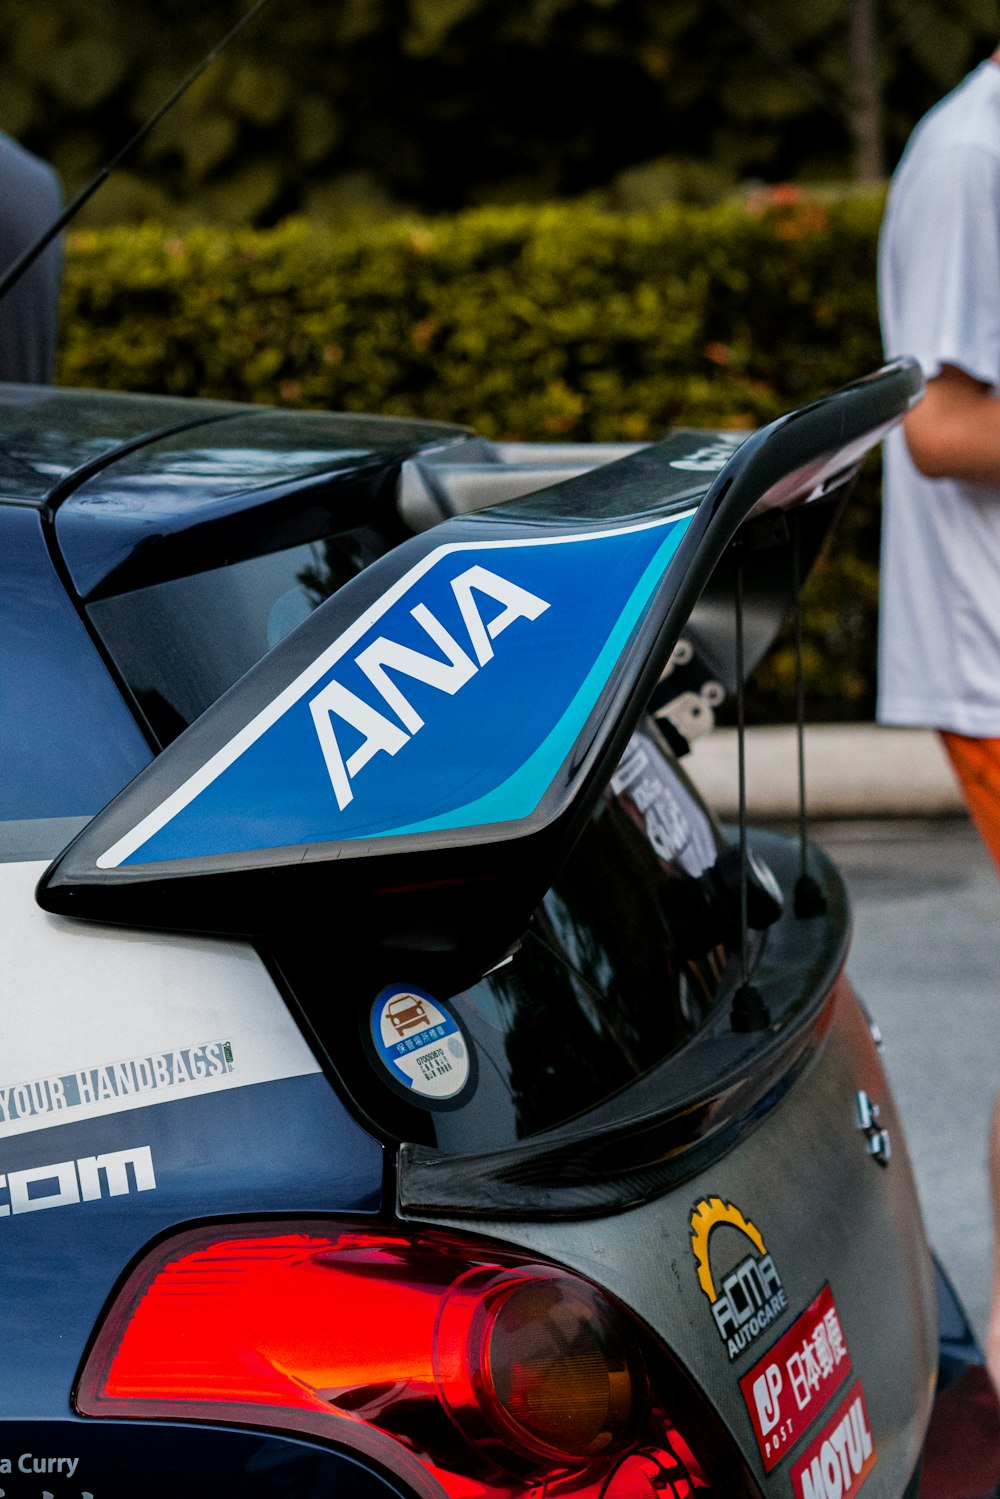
371;985;471;1103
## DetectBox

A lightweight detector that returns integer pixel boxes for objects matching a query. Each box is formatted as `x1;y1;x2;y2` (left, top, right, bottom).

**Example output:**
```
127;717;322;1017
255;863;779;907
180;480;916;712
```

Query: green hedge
59;191;890;721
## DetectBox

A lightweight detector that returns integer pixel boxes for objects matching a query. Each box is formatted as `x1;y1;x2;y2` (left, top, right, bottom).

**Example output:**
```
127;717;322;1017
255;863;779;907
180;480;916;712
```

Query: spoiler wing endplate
37;359;921;981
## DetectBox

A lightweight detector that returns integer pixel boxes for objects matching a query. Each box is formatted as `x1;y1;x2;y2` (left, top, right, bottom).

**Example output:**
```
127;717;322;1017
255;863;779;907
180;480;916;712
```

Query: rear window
426;727;730;1150
88;526;393;746
269;723;733;1153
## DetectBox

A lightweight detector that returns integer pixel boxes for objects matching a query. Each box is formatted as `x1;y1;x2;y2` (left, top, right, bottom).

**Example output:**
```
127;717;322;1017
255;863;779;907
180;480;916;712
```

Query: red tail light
77;1223;735;1499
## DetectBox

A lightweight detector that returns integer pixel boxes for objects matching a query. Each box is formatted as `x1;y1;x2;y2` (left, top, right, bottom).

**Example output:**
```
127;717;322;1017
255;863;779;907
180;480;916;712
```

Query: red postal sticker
789;1382;876;1499
739;1284;851;1472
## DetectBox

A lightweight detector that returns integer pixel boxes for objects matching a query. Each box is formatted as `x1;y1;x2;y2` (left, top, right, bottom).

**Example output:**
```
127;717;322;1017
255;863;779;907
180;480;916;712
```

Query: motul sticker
789;1383;876;1499
739;1285;852;1472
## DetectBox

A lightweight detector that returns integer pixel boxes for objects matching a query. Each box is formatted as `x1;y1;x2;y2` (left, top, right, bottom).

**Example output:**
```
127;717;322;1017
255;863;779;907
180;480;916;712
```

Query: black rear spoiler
37;359;921;984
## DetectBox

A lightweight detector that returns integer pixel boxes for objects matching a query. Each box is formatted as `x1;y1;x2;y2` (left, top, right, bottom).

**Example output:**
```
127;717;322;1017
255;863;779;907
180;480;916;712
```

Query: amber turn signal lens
478;1277;643;1461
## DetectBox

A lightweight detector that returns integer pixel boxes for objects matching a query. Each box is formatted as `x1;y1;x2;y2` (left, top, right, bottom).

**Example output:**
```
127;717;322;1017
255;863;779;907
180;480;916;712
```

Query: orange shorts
940;731;1000;878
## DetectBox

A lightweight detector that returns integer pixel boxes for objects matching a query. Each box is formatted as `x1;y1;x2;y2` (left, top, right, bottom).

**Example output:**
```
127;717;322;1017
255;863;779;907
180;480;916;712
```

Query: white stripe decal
0;863;321;1139
97;513;694;870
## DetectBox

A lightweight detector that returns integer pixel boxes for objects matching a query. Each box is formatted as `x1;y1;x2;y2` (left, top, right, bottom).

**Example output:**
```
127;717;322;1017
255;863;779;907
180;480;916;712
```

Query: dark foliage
2;0;998;223
59;192;890;720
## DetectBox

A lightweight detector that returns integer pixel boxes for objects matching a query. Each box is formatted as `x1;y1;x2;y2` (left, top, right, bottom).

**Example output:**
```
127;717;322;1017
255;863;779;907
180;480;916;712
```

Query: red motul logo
739;1284;851;1471
790;1383;876;1499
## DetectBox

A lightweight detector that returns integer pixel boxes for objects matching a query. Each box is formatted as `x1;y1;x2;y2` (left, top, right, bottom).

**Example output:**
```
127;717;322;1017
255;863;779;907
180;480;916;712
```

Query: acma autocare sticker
689;1196;788;1361
371;986;470;1103
739;1285;852;1472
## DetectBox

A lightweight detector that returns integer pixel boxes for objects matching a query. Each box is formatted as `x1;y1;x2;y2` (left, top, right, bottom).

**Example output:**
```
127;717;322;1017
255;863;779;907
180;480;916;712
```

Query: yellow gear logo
690;1196;767;1303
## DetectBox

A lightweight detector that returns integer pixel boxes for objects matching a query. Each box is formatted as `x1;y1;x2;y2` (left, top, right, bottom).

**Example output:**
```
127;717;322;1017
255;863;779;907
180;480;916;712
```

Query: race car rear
2;361;995;1497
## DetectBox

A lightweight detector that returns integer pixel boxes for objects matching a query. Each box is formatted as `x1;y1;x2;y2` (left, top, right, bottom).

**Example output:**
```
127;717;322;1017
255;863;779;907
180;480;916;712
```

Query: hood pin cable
0;0;276;308
791;509;827;918
731;542;770;1033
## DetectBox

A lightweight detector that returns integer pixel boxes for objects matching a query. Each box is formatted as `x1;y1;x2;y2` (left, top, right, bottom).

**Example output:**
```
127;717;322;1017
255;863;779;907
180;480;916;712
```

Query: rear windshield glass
268;722;733;1152
427;727;729;1150
87;527;392;746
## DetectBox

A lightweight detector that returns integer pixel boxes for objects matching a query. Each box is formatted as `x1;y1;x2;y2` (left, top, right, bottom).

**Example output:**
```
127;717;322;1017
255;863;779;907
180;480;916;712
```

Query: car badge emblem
856;1091;891;1167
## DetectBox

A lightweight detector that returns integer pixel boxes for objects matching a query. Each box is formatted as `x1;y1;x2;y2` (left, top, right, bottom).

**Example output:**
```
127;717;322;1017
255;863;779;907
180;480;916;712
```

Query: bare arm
905;363;1000;485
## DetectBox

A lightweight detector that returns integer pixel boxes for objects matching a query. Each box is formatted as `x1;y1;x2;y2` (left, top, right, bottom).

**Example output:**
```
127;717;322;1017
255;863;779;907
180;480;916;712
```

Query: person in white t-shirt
878;50;1000;1390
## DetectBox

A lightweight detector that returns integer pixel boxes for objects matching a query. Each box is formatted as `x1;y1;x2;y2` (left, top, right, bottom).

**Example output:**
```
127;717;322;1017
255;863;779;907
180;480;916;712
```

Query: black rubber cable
791;508;827;918
731;543;770;1031
0;0;276;306
735;546;750;991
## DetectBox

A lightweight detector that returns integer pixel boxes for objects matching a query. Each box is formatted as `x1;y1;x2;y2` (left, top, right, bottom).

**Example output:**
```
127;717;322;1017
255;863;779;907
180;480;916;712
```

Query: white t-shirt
878;61;1000;734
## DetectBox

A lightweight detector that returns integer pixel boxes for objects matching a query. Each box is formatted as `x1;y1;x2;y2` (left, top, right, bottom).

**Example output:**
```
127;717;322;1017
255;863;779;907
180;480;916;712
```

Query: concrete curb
684;724;965;820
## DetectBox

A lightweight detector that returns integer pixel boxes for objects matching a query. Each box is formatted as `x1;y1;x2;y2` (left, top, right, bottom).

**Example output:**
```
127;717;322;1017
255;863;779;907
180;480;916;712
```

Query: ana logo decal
95;512;693;865
690;1196;788;1361
371;985;471;1103
310;565;548;811
0;1145;155;1218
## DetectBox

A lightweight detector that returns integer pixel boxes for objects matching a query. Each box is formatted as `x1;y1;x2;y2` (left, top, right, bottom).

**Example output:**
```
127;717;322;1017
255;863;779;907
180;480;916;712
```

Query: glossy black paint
37;360;923;998
0;384;241;507
397;827;849;1216
85;521;410;749
0;1420;412;1499
54;406;469;599
268;720;730;1155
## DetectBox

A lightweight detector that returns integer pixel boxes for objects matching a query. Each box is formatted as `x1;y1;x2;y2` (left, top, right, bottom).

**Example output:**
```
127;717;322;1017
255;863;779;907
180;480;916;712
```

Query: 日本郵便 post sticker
370;985;471;1103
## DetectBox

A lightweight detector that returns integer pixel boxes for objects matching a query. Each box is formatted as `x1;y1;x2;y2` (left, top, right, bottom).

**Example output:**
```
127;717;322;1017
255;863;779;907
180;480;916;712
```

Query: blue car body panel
0;507;151;822
0;1420;411;1499
0;1073;382;1419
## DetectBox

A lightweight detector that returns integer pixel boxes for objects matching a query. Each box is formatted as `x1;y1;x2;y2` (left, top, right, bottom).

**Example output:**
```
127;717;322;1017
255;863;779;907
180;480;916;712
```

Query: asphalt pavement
811;816;1000;1344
